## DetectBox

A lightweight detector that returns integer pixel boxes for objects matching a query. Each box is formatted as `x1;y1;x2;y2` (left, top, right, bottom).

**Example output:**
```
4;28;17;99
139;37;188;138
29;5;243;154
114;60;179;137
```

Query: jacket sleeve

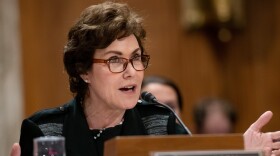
19;119;44;156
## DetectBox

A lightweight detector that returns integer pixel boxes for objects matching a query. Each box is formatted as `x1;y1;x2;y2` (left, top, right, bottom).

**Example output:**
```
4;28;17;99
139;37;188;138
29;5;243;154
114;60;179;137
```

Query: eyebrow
103;48;141;56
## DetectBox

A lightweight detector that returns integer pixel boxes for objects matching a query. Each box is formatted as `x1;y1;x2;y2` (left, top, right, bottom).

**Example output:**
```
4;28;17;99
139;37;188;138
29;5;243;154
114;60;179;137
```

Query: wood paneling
104;134;244;156
20;0;280;133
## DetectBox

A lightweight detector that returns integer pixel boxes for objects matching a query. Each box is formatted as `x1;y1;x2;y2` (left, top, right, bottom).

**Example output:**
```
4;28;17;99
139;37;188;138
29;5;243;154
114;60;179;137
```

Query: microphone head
141;91;158;103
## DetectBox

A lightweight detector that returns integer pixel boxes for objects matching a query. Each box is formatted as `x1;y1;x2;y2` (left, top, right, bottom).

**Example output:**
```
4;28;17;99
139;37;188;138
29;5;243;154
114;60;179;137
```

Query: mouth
119;85;136;92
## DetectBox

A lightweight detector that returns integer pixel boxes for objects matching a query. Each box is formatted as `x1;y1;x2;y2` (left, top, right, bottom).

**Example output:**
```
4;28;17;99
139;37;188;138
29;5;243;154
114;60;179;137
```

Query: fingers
263;146;272;156
249;111;273;132
272;131;280;141
10;143;20;156
272;142;280;150
272;149;280;156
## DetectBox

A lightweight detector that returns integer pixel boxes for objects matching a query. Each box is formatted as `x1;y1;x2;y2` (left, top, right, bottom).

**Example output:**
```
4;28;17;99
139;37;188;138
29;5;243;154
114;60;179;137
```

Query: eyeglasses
93;55;150;73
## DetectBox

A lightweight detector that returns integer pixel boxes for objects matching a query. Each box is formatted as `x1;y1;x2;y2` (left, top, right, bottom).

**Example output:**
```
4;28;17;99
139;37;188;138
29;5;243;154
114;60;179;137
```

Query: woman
16;2;186;156
10;1;280;156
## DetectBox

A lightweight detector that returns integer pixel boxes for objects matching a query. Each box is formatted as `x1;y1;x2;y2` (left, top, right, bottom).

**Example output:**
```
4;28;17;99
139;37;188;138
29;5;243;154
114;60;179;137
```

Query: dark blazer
19;98;187;156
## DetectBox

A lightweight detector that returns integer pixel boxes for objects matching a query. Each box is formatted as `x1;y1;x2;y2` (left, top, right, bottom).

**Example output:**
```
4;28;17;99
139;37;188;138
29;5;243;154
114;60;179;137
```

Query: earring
84;79;89;83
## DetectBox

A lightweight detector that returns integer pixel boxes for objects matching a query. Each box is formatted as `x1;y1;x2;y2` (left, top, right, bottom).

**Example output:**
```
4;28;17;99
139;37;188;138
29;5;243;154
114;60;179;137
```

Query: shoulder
135;100;177;135
26;99;75;124
19;100;76;155
21;99;76;137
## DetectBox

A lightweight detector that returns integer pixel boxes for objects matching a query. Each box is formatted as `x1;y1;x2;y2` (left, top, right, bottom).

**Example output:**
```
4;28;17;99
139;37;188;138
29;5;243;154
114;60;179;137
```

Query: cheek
139;72;144;83
96;76;115;90
138;70;144;77
89;67;113;89
90;65;111;80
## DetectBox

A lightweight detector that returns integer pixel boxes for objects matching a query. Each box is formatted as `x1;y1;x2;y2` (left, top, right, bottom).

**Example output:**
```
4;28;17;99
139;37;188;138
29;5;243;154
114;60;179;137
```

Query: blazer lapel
63;100;95;155
121;108;147;136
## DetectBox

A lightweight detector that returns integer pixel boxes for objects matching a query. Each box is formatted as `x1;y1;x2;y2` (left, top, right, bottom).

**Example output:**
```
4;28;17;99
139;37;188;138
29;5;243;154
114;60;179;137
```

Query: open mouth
119;85;136;92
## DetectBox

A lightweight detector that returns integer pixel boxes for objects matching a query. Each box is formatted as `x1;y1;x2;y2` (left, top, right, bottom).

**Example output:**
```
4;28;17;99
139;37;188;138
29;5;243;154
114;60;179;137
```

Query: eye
108;57;124;63
131;54;141;60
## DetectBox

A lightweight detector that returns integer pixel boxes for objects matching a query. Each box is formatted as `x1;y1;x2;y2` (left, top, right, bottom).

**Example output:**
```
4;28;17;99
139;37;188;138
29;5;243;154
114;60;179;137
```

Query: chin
122;100;138;109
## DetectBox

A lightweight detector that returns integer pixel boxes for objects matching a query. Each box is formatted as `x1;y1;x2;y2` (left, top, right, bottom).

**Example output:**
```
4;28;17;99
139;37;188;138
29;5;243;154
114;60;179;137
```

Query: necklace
93;128;106;140
92;119;124;140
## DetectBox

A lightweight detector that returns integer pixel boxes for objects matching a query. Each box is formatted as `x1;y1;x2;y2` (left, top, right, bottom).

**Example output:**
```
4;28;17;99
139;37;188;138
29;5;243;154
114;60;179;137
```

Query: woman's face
84;34;144;111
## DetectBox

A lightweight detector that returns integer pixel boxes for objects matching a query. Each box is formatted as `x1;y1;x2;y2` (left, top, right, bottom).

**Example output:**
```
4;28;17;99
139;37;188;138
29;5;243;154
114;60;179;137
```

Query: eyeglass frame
92;55;150;73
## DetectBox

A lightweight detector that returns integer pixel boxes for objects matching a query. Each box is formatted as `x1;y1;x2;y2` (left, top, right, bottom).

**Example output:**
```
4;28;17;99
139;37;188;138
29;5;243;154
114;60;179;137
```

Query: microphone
140;91;192;135
141;91;158;103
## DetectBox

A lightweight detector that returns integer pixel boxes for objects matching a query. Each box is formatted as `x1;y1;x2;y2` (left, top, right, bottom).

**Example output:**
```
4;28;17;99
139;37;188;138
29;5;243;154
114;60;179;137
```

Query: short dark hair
141;75;183;110
63;1;146;99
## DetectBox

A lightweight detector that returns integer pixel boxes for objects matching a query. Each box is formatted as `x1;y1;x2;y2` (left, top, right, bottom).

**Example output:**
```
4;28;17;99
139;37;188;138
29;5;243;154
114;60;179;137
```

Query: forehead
94;34;140;57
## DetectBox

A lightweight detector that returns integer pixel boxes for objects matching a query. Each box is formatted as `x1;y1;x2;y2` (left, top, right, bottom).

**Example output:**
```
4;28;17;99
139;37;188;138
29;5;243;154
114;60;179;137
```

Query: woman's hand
244;111;280;156
10;143;20;156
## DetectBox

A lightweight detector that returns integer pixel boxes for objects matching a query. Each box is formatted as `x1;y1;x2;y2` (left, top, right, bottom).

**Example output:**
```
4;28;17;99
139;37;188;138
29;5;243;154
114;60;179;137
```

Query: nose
123;61;137;78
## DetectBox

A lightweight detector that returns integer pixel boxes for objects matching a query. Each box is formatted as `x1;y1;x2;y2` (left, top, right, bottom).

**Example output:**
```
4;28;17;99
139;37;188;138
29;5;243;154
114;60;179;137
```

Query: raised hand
244;111;280;156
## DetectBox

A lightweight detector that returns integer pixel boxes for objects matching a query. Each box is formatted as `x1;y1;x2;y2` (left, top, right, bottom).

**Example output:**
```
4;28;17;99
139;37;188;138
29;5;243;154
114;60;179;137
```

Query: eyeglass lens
109;55;149;73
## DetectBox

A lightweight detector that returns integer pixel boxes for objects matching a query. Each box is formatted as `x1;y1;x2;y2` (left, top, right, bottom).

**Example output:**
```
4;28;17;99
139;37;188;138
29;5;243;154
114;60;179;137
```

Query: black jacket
19;98;187;156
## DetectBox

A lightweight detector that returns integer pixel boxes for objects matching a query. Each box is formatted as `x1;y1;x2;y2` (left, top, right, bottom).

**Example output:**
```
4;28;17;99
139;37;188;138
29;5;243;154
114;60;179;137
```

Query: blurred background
1;0;280;155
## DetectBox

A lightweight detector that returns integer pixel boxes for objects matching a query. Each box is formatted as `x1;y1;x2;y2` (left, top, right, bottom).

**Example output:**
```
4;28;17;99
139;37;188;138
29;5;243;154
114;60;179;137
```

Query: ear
80;73;90;83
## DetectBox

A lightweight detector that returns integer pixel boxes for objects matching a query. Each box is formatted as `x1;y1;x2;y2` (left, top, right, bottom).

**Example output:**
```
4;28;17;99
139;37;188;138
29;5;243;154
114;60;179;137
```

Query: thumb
10;143;21;156
249;111;273;132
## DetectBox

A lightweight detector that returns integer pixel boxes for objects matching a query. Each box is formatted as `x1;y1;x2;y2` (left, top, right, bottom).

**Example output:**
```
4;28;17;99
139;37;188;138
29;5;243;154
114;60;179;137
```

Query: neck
83;97;125;130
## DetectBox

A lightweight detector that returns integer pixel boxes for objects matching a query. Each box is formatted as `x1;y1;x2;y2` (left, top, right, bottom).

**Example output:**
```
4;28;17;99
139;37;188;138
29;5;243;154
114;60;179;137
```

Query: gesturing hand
244;111;280;156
